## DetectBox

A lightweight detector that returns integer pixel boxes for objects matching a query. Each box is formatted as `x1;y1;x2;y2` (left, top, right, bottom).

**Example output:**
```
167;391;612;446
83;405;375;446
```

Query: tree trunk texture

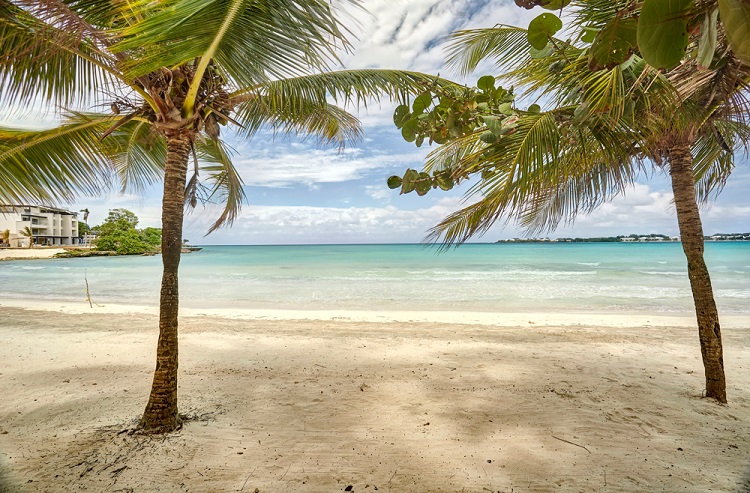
669;143;727;403
139;133;191;432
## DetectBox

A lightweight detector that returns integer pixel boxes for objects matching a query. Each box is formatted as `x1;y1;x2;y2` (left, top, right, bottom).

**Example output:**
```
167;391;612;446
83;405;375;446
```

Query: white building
0;205;79;247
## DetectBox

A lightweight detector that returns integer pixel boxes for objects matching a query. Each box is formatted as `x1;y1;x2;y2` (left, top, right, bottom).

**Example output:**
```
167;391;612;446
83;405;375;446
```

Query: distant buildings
0;205;80;247
496;233;747;243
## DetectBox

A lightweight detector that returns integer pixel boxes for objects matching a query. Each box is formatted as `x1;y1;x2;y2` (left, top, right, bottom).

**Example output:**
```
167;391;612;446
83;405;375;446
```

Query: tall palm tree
0;0;455;433
391;11;749;402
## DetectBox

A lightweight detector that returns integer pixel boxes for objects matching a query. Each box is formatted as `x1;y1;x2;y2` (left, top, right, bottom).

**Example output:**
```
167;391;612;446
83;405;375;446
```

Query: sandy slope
0;248;66;260
0;307;749;492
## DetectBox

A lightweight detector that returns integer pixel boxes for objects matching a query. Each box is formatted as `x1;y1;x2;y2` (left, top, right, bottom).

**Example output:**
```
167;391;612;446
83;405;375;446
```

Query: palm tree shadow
739;466;750;493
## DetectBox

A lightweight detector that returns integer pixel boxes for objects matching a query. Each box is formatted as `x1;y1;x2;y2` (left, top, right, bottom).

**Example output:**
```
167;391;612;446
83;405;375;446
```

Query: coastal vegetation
0;1;456;433
92;209;161;255
389;1;749;402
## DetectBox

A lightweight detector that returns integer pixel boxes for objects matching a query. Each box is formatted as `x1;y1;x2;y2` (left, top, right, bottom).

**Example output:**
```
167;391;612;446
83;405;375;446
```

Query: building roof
0;204;78;215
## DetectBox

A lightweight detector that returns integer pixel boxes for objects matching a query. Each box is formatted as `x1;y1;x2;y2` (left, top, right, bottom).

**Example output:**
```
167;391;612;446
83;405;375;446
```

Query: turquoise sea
0;243;748;314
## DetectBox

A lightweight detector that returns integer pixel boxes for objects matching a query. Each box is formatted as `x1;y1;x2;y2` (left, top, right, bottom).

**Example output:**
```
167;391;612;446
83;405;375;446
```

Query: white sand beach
0;248;66;260
1;305;749;492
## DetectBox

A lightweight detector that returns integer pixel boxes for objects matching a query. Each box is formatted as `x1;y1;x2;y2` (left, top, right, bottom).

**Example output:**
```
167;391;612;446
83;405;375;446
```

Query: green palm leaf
105;120;167;193
0;3;118;109
445;27;533;76
231;69;460;144
113;0;359;90
233;70;459;114
0;112;116;204
192;139;246;234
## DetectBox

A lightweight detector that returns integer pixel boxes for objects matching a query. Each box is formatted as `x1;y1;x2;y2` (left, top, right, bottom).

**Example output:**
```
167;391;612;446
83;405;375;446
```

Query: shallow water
0;242;747;314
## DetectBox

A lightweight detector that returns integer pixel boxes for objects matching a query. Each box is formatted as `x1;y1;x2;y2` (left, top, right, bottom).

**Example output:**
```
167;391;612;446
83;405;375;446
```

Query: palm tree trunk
139;133;191;432
669;143;726;403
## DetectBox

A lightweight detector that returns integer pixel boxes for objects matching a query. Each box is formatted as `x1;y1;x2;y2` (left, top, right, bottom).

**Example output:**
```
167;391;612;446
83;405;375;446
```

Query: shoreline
1;306;749;492
0;247;67;260
2;298;749;328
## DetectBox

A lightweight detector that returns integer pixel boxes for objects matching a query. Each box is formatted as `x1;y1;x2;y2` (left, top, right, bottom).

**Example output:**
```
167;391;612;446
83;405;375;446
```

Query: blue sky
3;0;749;244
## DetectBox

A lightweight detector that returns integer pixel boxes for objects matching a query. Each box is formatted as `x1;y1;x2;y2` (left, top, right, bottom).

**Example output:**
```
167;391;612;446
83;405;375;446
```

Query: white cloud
182;197;468;244
365;185;393;201
70;179;748;245
342;0;541;76
229;141;427;188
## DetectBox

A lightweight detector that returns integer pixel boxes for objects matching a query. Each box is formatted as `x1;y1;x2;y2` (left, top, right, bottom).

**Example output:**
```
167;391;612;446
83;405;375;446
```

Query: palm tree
20;226;34;248
392;13;749;402
0;0;455;433
1;229;9;246
80;208;90;223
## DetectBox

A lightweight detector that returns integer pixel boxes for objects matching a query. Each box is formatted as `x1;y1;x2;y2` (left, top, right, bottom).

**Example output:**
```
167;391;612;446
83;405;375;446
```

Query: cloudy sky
4;0;749;244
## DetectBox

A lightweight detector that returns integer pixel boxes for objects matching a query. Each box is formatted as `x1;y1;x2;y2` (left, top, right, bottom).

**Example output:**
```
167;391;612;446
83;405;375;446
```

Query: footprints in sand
603;408;669;436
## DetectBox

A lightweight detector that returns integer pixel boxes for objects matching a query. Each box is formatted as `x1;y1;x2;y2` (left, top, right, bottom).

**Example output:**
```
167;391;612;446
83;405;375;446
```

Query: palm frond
104;119;166;194
423;107;646;246
444;26;532;76
232;69;460;114
423;132;486;175
113;0;360;88
0;112;116;204
0;1;119;109
692;118;750;201
192;139;246;234
233;94;362;147
231;69;460;144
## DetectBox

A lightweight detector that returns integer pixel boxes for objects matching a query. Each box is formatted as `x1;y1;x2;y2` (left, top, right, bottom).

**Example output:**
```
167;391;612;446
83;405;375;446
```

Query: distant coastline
496;233;750;243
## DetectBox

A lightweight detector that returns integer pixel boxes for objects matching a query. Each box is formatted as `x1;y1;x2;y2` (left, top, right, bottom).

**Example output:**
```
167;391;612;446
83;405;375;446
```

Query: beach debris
551;435;591;454
84;270;103;308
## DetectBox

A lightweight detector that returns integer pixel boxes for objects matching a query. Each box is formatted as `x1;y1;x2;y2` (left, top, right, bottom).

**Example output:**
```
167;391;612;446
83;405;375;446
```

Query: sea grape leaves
527;13;563;50
477;75;496;92
401;168;419;194
387;169;455;195
636;0;693;70
388;78;525;197
394;104;410;128
718;0;750;66
412;91;433;114
515;0;571;10
588;17;638;70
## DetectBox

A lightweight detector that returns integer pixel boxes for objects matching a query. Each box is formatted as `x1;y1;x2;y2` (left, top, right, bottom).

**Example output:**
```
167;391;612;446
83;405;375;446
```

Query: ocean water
0;243;748;315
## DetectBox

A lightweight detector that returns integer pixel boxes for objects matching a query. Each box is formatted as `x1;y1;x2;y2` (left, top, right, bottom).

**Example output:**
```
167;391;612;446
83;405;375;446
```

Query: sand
0;248;66;260
1;305;749;493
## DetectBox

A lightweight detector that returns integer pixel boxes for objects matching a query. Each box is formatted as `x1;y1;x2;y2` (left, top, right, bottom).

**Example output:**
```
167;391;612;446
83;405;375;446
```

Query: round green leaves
527;13;563;50
588;17;638;70
636;0;692;70
719;0;750;66
387;169;455;196
515;0;571;9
